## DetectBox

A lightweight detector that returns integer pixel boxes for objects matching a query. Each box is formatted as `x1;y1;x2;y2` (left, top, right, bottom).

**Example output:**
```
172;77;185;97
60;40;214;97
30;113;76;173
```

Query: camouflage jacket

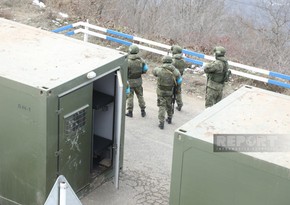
153;63;181;96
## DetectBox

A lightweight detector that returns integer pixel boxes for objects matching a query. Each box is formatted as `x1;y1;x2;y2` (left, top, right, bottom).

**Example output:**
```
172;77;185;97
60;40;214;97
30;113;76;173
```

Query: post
84;19;89;42
59;181;67;205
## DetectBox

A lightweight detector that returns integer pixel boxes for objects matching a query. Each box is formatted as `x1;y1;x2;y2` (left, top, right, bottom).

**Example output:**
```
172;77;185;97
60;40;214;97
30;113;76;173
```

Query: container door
113;71;123;189
58;84;92;192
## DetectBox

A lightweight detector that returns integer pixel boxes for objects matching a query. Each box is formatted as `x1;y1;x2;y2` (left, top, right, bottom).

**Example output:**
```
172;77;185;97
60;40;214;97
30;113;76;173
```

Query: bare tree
48;0;290;74
251;0;290;73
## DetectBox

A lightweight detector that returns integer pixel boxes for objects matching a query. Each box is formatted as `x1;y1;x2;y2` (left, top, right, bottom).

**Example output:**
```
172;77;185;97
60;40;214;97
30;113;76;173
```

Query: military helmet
171;45;182;54
162;55;173;63
129;45;139;54
213;46;226;56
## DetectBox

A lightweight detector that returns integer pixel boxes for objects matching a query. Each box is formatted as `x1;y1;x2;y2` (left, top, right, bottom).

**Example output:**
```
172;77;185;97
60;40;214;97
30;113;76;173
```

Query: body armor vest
128;55;143;79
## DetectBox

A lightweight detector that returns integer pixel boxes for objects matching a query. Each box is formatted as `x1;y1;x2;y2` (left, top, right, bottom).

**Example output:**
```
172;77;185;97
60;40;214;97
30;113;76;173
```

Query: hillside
0;0;289;97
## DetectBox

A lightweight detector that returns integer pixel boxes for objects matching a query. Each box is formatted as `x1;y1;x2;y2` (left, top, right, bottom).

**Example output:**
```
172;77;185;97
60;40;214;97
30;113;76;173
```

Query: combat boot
176;106;182;111
141;109;146;117
158;122;164;129
126;111;133;118
166;117;172;124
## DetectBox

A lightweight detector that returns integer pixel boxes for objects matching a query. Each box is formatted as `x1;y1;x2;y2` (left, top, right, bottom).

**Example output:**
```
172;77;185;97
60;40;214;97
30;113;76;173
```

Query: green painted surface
58;84;93;192
0;19;127;205
0;83;47;205
0;67;127;205
170;86;290;205
170;133;290;205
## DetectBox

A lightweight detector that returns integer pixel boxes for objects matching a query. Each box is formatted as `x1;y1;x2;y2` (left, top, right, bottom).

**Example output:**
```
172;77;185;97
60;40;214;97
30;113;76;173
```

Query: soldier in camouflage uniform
203;46;230;108
171;45;187;111
126;45;148;117
153;55;182;129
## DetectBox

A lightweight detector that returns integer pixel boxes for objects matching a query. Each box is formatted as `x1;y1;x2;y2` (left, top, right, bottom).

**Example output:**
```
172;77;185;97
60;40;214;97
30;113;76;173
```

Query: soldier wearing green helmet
153;55;182;129
126;44;148;118
171;45;187;111
203;46;231;108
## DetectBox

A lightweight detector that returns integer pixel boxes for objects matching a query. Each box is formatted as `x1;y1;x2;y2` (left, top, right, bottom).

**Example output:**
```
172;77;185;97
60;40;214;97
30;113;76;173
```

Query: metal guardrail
52;22;290;89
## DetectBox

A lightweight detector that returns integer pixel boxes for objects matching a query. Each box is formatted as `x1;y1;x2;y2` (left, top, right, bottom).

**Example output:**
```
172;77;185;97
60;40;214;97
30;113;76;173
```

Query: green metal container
170;85;290;205
0;18;127;205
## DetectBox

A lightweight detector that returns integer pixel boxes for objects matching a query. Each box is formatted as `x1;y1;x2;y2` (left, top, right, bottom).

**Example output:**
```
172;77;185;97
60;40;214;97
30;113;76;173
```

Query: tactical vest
208;60;229;84
158;65;176;91
128;55;143;79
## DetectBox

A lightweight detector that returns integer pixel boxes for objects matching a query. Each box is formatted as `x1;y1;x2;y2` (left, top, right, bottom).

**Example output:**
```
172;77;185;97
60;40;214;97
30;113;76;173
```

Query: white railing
52;22;290;89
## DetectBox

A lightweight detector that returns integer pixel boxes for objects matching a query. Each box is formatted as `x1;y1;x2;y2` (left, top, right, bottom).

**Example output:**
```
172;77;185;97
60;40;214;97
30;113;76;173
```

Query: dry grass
2;0;30;8
0;9;13;19
0;0;33;20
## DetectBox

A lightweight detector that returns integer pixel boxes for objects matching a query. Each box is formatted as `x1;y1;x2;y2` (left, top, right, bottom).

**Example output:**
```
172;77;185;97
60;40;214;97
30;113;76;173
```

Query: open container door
113;70;123;189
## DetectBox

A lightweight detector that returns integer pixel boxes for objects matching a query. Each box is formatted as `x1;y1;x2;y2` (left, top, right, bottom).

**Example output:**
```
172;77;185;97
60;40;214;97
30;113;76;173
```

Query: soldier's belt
159;85;174;91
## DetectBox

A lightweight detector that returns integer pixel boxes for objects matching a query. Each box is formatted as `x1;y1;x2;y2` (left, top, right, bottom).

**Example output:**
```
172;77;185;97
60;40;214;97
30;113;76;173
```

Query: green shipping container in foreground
170;85;290;205
0;18;127;205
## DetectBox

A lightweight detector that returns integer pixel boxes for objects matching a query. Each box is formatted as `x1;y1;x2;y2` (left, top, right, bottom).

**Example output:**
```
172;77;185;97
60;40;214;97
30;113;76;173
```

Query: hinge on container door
56;108;63;115
55;149;63;157
112;144;118;150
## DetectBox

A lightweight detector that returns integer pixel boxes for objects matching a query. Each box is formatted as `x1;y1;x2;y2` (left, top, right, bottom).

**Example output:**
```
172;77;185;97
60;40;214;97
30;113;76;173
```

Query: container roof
177;86;290;169
0;18;126;89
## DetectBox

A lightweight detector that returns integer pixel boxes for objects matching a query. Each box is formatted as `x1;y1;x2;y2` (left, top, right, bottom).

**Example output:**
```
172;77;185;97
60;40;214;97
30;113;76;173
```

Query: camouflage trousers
126;85;146;111
157;95;173;123
205;86;223;108
176;86;183;108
